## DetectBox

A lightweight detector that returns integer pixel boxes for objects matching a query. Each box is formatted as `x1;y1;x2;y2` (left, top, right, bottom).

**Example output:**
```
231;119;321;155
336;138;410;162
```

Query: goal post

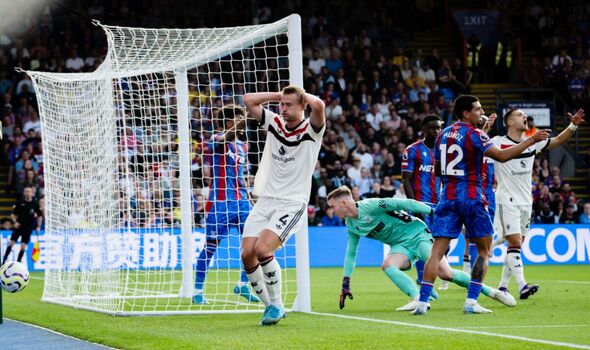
26;14;309;315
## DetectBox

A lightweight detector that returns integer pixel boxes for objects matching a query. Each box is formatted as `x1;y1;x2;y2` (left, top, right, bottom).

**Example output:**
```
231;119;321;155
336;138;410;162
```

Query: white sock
506;249;526;291
260;256;283;307
246;264;271;306
498;252;512;289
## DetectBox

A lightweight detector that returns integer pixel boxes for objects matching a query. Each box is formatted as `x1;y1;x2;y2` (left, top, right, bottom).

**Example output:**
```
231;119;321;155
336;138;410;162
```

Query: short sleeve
472;129;494;154
401;147;415;172
259;108;274;130
534;139;550;154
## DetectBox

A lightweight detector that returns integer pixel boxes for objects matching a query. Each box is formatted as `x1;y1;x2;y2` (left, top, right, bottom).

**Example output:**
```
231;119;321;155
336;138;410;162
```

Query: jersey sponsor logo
510;170;531;176
366;221;385;238
272;153;295;163
419;164;434;172
443;131;463;141
480;133;490;142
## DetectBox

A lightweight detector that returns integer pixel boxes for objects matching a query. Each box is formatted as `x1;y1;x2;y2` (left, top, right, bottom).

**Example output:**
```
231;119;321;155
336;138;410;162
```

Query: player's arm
215;115;249;143
485;129;551;162
546;109;585;151
370;198;433;216
36;205;43;232
243;92;282;123
304;92;326;131
401;147;415;199
340;233;360;309
402;172;416;200
481;113;497;134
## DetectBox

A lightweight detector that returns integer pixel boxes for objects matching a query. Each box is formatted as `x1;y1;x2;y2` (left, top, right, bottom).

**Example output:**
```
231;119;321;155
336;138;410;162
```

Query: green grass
2;265;590;349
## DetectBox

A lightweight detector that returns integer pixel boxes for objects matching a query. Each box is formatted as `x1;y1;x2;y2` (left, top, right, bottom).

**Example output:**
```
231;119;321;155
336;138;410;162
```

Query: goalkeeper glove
339;276;353;309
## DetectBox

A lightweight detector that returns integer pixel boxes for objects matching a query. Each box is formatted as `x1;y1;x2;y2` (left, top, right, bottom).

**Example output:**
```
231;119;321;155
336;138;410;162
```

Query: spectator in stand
307;206;322;226
366;103;384;131
326;97;343;121
23;110;42;134
347;157;362;183
552;48;572;68
524;116;539;137
321;207;343;226
380;175;396;197
579;202;590;224
308;49;325;75
352;167;373;197
381;151;397;178
536;202;557;223
559;204;577;224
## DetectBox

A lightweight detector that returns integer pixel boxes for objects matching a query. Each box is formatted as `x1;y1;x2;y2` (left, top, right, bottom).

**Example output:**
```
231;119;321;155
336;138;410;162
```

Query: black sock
17;249;25;262
3;245;12;264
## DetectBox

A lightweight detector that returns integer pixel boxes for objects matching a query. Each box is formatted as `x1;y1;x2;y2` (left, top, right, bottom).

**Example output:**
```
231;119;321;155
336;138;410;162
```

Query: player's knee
254;244;273;261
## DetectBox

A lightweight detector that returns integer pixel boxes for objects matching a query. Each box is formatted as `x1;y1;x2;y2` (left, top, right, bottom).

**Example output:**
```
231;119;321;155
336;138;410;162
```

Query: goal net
26;15;310;315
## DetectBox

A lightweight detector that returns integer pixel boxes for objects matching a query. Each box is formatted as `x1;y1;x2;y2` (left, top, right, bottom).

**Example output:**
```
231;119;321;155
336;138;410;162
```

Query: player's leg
255;198;306;325
241;202;272;309
382;251;417;298
193;206;226;304
414;201;460;315
504;207;538;300
3;230;20;264
463;199;495;314
463;236;471;274
435;255;516;307
233;203;260;302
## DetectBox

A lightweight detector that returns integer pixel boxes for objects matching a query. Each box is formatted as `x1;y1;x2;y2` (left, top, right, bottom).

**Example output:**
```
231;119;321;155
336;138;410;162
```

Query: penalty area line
310;312;590;350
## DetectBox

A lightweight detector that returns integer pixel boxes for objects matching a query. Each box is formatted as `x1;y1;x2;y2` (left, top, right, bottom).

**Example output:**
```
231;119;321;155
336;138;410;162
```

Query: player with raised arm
402;114;442;292
193;104;259;304
241;85;325;325
327;186;516;312
493;108;585;299
413;95;550;315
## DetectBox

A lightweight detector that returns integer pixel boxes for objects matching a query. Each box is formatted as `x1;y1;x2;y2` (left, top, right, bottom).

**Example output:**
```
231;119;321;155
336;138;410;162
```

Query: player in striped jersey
413;95;550;315
493;108;584;299
193;105;259;304
402;114;442;291
241;85;325;325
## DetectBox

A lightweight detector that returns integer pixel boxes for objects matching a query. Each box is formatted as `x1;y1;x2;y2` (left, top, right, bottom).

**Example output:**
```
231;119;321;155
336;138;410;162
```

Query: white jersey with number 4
492;135;550;206
253;108;325;204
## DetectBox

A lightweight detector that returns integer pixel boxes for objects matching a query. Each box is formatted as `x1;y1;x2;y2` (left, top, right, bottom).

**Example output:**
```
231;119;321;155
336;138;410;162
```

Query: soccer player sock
245;264;270;306
2;245;12;264
17;249;24;262
467;279;483;300
499;252;512;289
506;248;526;290
194;241;218;292
468;243;478;269
414;260;425;283
418;281;434;303
260;255;282;307
451;269;492;297
383;265;419;298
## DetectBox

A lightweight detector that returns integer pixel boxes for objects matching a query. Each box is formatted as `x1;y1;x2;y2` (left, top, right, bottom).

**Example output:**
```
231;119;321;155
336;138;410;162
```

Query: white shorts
494;203;532;237
243;197;307;243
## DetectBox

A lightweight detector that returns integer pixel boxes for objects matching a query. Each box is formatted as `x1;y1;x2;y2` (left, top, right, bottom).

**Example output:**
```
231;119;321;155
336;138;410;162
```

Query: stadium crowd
1;0;590;230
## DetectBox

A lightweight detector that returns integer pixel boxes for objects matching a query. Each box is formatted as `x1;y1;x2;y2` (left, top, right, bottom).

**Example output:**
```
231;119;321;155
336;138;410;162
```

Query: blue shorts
205;200;251;240
423;202;436;231
433;199;494;240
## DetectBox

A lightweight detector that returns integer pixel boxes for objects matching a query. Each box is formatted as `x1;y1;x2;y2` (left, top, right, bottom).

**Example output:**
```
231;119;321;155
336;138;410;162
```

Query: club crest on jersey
279;146;286;155
402;152;408;160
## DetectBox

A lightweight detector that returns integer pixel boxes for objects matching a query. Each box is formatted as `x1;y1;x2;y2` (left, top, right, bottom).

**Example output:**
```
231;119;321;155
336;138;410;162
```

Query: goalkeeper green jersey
343;198;432;277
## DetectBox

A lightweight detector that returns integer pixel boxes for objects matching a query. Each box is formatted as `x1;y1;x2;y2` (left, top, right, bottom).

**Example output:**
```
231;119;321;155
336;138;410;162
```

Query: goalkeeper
192;104;259;304
326;186;516;311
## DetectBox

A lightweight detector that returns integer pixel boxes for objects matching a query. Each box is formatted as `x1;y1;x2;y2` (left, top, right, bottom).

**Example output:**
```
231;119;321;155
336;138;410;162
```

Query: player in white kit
493;108;584;299
241;85;326;325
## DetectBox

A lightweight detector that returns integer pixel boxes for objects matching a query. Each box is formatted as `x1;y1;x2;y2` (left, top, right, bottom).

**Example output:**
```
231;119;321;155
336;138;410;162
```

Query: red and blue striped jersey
434;122;494;201
204;133;249;211
481;155;495;202
401;140;440;204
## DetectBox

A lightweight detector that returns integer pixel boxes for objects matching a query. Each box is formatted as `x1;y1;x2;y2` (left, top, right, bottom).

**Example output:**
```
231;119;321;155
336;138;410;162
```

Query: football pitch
2;265;589;349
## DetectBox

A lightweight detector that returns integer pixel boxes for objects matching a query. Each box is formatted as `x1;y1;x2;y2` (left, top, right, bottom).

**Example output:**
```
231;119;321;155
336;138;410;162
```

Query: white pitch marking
5;318;116;349
310;312;590;349
464;324;590;330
